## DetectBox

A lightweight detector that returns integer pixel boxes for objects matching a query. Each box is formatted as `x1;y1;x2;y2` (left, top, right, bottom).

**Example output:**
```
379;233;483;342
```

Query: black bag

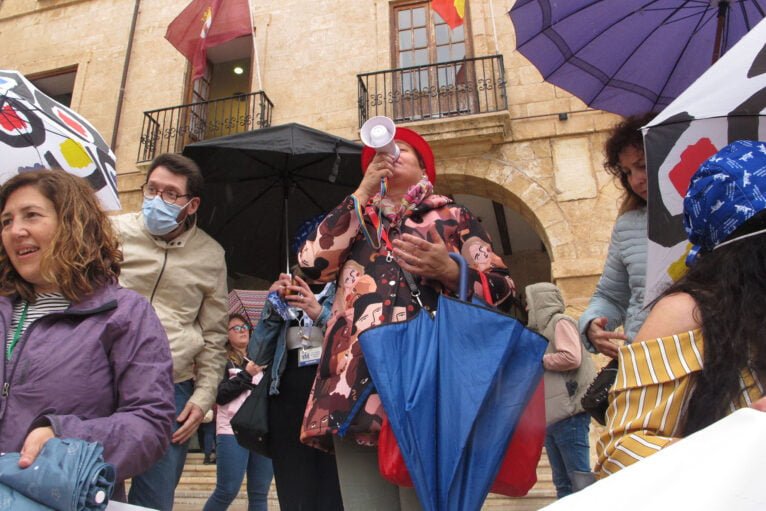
230;372;272;457
580;359;618;426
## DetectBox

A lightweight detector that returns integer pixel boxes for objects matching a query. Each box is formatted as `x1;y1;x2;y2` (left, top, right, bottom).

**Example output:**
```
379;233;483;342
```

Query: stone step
178;458;554;483
167;450;558;510
176;477;556;496
172;493;556;511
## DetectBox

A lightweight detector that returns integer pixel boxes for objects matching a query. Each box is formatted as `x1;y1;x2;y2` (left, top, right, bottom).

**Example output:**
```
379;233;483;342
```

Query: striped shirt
595;329;764;477
5;293;70;359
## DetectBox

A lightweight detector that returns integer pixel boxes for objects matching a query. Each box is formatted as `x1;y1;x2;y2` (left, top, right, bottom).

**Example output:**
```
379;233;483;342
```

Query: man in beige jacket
114;153;228;511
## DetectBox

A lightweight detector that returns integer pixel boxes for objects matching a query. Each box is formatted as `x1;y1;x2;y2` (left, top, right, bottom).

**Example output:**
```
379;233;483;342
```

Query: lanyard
7;301;28;360
351;195;395;261
352;194;383;250
366;207;394;260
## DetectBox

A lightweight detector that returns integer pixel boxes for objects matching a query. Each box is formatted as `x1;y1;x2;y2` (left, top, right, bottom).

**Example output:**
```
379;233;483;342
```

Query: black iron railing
357;55;507;128
137;91;273;163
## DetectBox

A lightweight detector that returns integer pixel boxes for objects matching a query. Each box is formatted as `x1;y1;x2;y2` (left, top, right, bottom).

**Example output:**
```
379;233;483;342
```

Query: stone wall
0;0;630;313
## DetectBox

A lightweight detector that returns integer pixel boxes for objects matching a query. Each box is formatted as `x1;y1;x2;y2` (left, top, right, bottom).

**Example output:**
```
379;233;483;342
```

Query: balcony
137;91;274;163
357;55;507;128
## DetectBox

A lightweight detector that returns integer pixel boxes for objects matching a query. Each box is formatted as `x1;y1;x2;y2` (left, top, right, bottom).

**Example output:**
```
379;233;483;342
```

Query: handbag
378;381;546;497
378;417;412;487
580;358;619;426
230;372;272;457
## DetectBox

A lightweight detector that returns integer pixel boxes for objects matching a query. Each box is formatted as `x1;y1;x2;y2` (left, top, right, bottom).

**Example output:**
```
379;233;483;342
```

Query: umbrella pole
712;1;729;64
284;190;290;275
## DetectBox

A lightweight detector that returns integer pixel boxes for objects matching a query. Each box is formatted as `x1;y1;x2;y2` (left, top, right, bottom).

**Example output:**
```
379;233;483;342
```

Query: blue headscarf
684;140;766;266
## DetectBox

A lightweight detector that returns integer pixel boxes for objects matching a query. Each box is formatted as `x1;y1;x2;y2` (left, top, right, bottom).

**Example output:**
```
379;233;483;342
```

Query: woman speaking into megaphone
295;124;516;510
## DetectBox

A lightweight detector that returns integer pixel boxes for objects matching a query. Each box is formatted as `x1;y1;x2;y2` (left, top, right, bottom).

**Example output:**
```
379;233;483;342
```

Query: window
29;68;76;107
392;1;474;120
188;65;212;145
395;4;467;69
183;34;256;144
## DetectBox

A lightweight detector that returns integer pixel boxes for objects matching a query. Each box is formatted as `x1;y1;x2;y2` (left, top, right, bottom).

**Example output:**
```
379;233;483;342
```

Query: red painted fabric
165;0;252;80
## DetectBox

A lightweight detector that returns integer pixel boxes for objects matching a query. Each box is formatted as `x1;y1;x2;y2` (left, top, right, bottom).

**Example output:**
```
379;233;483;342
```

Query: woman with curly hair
579;113;655;358
597;140;766;476
0;169;175;498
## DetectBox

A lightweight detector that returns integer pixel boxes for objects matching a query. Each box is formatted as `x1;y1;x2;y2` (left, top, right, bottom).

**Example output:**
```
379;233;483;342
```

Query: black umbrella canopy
183;123;363;284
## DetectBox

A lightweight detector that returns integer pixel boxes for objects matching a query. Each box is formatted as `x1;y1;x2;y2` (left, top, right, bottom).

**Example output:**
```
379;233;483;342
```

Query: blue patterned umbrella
0;438;115;510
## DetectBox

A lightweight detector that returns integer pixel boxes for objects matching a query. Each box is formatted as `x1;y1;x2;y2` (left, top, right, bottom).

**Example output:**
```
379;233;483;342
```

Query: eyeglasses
228;325;251;333
142;184;191;205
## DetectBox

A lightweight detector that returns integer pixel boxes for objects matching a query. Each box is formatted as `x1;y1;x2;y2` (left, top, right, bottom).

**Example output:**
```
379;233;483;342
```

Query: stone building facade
0;0;628;315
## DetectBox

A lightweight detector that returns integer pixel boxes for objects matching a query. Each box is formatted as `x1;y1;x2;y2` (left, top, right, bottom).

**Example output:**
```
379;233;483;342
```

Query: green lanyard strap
7;301;29;360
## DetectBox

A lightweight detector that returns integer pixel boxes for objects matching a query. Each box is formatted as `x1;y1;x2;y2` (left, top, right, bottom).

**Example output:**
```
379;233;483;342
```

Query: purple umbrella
508;1;766;116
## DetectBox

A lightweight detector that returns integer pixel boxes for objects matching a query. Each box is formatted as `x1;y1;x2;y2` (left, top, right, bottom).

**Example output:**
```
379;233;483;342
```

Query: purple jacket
0;283;175;482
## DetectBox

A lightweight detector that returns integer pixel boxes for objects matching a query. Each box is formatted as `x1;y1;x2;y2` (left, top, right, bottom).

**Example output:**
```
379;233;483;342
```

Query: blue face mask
142;196;190;236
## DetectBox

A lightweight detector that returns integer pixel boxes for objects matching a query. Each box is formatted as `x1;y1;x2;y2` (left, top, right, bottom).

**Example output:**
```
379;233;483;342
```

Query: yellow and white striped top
595;329;764;477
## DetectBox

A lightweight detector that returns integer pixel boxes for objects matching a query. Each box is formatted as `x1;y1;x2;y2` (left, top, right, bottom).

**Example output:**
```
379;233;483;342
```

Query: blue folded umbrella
360;254;546;511
0;438;116;511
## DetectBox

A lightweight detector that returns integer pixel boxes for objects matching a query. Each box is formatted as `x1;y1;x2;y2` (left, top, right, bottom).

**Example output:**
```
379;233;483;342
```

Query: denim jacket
248;284;336;395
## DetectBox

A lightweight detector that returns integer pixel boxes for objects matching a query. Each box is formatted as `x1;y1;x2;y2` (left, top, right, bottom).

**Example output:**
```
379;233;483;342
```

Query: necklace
7;301;29;360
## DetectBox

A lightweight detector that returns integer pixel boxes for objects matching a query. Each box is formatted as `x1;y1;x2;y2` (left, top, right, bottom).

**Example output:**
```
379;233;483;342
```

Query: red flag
165;0;253;81
431;0;465;29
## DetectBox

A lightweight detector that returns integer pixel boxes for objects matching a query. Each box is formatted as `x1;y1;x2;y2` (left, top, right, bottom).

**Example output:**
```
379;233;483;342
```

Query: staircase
168;451;556;510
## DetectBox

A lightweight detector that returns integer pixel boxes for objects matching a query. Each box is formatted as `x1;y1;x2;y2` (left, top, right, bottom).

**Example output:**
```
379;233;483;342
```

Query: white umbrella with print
643;18;766;303
0;69;120;210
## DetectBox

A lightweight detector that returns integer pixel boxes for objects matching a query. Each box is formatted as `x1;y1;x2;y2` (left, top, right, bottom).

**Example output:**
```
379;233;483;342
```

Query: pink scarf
371;175;433;227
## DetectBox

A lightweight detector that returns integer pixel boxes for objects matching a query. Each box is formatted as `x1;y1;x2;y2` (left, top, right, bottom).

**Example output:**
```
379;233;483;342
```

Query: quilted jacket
578;207;648;352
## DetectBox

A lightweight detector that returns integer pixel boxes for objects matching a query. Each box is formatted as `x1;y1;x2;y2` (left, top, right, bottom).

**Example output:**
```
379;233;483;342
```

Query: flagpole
488;0;500;54
247;0;263;90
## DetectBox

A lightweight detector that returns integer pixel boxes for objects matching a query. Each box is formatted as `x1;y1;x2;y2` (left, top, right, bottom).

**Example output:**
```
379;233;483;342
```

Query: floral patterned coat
299;193;515;450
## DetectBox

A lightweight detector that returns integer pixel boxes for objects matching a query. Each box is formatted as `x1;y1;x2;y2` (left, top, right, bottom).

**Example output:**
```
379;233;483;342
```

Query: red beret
361;126;436;184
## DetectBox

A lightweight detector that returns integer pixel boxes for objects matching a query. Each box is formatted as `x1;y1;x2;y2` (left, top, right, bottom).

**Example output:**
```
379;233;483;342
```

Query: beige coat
113;212;228;413
526;282;596;425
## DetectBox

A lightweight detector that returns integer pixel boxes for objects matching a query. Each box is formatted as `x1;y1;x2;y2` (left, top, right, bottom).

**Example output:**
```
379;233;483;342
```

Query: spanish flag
432;0;465;29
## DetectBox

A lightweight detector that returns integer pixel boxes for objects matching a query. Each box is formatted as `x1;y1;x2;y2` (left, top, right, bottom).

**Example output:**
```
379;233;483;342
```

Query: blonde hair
226;313;251;365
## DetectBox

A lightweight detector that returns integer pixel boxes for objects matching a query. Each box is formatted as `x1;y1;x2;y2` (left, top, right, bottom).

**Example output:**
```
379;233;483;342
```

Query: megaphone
360;116;400;160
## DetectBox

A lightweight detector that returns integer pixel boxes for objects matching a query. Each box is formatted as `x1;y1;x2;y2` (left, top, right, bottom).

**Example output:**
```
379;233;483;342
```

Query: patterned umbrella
642;17;766;302
509;0;766;116
0;69;120;210
228;289;270;326
0;437;115;510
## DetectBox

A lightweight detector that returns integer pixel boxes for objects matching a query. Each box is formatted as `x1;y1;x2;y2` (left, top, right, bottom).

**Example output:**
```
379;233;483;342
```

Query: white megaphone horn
360;116;400;160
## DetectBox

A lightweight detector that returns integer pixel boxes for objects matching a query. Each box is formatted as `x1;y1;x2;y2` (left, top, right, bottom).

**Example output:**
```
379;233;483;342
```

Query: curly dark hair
0;170;122;302
658;210;766;436
604;113;656;213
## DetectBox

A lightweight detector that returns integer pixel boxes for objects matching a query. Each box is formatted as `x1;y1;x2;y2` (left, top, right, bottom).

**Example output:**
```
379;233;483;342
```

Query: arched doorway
435;158;577;297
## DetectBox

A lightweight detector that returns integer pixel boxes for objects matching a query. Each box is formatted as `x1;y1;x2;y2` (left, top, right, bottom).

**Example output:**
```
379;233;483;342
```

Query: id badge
298;346;322;367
